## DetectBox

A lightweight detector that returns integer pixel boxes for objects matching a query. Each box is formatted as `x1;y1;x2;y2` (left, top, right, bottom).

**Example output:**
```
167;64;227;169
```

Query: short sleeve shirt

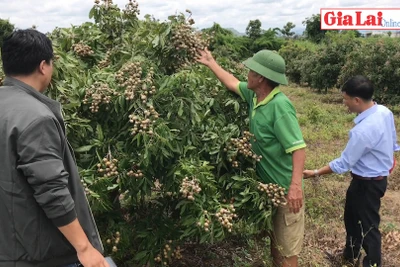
237;82;306;190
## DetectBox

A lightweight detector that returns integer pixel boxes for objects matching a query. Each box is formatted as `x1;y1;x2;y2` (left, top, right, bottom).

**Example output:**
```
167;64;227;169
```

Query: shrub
308;36;361;91
338;39;400;104
279;41;314;85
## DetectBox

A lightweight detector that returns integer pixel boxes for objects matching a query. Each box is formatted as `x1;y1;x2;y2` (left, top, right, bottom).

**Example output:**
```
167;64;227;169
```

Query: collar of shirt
252;88;280;108
354;103;378;124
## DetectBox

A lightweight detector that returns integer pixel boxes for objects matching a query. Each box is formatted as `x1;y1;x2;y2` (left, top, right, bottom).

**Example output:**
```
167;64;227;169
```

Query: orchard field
1;1;400;266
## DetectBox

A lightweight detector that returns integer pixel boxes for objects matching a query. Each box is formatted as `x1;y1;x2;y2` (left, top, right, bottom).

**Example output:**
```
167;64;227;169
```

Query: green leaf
107;184;118;190
56;86;68;94
96;124;104;141
152;35;160;47
232;176;246;182
175;199;188;210
200;232;210;243
133;251;149;261
225;99;233;106
88;7;96;19
118;96;126;111
178;101;184;116
209;149;219;155
214;230;224;239
181;227;197;239
234;101;240;113
226;182;233;189
74;145;94;153
180;202;188;214
241;195;252;203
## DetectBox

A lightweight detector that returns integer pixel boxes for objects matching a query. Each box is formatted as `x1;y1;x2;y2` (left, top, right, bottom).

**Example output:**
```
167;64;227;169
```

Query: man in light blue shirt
303;75;399;267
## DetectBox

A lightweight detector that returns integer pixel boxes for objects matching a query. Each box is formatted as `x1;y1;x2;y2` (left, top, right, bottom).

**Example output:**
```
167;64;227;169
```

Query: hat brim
242;58;288;85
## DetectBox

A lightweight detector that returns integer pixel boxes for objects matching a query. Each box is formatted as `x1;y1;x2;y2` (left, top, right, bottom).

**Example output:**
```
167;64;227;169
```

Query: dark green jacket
0;77;103;267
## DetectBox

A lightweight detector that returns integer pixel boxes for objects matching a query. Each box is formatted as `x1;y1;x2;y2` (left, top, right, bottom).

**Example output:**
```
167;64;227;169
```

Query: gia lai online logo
320;8;400;30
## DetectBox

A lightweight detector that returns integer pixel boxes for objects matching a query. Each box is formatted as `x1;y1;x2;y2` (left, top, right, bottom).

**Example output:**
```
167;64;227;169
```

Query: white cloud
0;0;397;34
0;0;93;32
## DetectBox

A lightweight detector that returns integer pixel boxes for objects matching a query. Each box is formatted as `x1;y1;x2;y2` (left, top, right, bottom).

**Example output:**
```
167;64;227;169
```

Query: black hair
1;29;53;76
341;75;374;101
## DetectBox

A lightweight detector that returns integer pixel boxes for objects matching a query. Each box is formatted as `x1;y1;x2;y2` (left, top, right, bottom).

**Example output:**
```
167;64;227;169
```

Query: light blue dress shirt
329;103;400;177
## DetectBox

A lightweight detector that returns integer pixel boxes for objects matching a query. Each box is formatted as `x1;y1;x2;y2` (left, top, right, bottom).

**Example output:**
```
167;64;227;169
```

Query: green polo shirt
237;82;306;191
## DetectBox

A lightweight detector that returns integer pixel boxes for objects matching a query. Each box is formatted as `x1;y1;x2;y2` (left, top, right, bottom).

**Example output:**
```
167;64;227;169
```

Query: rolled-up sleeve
390;113;400;152
237;82;254;105
329;130;371;174
16;116;76;227
274;112;306;154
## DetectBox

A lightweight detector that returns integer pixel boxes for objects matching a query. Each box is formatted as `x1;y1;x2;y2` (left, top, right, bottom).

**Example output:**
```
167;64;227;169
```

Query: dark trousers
343;177;387;267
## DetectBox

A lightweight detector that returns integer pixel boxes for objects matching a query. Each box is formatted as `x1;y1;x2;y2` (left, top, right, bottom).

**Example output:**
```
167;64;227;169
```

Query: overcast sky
0;0;396;34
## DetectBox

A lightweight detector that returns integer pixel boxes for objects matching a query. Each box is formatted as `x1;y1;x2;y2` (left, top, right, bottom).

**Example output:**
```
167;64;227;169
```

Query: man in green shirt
197;48;306;267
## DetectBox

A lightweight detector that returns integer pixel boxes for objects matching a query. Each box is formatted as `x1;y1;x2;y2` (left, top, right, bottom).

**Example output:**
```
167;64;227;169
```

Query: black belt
351;172;386;181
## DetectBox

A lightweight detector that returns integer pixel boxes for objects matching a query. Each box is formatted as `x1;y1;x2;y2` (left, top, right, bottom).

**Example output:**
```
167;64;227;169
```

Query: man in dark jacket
0;29;109;267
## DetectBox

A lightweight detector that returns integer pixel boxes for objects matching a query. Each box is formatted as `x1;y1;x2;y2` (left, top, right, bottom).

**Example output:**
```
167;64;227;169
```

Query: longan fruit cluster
106;231;120;253
97;158;119;178
72;42;94;57
116;62;142;100
225;131;262;167
154;241;183;265
228;156;240;168
123;0;140;16
215;205;237;232
171;13;213;67
173;246;183;260
197;215;211;232
258;182;287;207
139;83;157;104
179;176;201;201
127;164;144;178
115;63;156;102
129;105;159;136
83;82;118;113
140;67;156;101
80;178;90;195
172;24;205;51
